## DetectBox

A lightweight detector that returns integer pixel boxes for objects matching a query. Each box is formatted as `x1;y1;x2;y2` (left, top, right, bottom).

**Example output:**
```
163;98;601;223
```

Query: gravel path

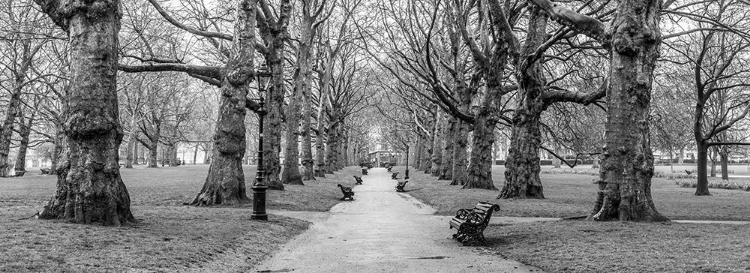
257;168;543;273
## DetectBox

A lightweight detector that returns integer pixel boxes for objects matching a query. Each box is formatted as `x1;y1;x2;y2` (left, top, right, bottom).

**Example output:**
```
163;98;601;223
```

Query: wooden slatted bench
353;175;363;185
449;202;500;246
386;165;393;172
40;168;51;175
391;172;399;179
395;181;408;192
337;184;354;201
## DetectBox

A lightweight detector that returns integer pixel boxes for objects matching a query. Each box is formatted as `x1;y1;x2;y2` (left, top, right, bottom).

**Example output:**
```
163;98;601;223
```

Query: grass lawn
394;165;750;273
0;165;360;272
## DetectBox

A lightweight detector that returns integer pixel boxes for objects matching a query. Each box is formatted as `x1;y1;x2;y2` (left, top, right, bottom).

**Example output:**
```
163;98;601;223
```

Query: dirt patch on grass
489;220;750;273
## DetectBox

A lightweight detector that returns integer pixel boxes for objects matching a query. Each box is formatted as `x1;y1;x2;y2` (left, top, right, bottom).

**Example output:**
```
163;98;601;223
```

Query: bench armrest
454;208;472;219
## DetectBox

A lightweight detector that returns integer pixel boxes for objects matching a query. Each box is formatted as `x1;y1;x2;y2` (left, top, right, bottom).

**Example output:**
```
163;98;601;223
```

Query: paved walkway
257;168;543;273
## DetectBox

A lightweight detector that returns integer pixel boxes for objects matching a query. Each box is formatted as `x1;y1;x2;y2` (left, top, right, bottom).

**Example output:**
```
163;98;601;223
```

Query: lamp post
251;64;272;221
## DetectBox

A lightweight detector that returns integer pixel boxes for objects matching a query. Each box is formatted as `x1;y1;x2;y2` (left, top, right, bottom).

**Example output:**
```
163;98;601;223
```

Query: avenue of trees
2;0;750;225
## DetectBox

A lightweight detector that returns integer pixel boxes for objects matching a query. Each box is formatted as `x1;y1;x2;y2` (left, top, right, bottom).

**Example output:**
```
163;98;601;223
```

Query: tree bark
193;143;199;164
281;96;303;184
430;112;443;176
281;53;304;184
464;110;498;190
338;128;348;169
147;140;158;168
189;0;257;205
262;40;286;191
166;143;178;166
720;147;729;180
325;118;340;174
314;84;328;178
124;130;137;168
256;0;291;191
695;141;710;195
450;121;469;185
36;0;136;225
420;134;432;172
298;13;316;181
439;117;456;180
14;116;33;174
500;7;547;199
588;0;667;222
134;141;141;165
50;125;65;175
501;107;545;198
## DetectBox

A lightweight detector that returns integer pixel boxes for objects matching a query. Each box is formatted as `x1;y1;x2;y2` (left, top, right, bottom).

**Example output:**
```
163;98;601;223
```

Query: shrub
674;178;750;191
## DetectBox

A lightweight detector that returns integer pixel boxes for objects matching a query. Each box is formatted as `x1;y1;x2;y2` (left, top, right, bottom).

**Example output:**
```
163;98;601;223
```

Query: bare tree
35;0;137;225
662;0;750;195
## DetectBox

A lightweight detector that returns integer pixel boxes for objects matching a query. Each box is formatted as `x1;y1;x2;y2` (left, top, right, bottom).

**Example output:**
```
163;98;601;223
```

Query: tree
189;0;258;205
662;0;750;195
35;0;137;225
531;0;667;221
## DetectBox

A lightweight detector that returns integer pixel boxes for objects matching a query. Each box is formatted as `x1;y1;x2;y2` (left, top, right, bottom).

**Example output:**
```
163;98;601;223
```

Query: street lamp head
256;63;272;94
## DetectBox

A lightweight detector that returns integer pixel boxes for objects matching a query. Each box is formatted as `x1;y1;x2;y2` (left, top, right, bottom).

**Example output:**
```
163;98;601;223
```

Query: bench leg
455;226;488;246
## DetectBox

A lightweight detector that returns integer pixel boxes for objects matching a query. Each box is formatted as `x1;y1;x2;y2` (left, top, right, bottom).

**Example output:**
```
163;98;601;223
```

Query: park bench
449;202;500;246
391;172;399;179
353;175;363;185
13;171;26;177
337;184;354;201
395;181;408;192
40;168;51;175
361;166;368;175
386;165;393;172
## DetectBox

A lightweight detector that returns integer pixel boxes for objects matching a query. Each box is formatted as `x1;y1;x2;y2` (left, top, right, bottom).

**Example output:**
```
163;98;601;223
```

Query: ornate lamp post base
251;184;268;220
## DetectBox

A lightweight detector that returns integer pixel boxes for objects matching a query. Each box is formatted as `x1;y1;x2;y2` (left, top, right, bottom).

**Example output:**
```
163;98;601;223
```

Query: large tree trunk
338;129;348;170
439;117;456;180
36;0;136;225
501;108;544;198
420;135;432;172
166;143;178;166
189;0;258;205
50;125;65;175
314;89;328;178
695;141;710;195
588;0;667;222
281;64;304;185
14;117;32;174
500;7;547;199
298;26;315;181
464;111;498;190
430;113;443;176
450;121;469;185
147;141;158;168
264;57;285;190
281;108;303;185
325;119;340;174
